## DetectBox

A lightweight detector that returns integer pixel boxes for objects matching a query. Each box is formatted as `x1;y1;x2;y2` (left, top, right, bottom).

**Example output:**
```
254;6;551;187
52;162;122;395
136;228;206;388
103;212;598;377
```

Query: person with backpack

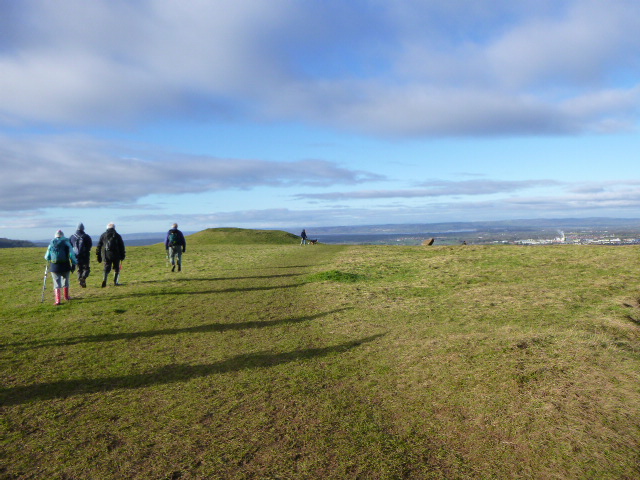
70;222;92;288
300;229;308;245
44;229;77;305
96;222;126;287
165;223;186;272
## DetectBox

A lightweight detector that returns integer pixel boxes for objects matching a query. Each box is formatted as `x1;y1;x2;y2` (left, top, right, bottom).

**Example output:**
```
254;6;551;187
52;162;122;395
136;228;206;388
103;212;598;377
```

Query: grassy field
1;230;640;479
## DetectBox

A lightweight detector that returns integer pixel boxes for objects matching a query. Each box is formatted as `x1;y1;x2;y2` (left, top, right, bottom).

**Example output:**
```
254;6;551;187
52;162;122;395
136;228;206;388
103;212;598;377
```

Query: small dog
308;239;318;245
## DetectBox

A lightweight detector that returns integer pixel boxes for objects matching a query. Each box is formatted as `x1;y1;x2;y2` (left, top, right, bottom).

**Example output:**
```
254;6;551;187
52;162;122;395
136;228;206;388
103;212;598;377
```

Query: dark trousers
77;262;91;280
104;259;121;274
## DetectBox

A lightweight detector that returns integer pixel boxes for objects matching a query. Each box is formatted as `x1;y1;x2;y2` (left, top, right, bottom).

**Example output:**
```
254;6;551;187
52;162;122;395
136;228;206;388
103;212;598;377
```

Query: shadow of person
0;333;386;406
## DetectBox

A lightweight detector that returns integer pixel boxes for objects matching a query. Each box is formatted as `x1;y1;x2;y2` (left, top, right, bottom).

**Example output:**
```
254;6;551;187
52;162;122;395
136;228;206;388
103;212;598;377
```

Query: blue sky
2;0;640;240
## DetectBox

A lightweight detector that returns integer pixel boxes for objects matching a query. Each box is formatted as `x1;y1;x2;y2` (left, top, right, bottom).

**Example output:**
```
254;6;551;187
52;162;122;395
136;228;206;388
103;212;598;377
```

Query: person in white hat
44;229;77;305
96;223;126;287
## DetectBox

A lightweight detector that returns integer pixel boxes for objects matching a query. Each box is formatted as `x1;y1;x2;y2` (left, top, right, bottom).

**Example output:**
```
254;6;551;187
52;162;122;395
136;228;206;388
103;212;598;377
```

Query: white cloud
485;1;640;89
0;135;383;212
0;1;638;135
121;181;640;230
295;179;561;201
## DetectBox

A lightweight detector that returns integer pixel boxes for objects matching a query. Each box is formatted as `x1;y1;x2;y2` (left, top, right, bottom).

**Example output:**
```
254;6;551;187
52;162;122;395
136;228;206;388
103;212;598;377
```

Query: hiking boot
101;279;107;288
178;264;181;272
171;265;175;272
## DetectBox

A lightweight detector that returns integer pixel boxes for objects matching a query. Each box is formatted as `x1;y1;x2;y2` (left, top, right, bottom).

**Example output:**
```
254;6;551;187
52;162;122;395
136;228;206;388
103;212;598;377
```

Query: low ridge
187;227;300;245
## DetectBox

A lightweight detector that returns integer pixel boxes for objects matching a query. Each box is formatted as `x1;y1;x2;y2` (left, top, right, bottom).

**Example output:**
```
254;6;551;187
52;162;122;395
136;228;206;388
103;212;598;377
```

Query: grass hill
1;236;639;479
0;237;37;248
187;227;301;245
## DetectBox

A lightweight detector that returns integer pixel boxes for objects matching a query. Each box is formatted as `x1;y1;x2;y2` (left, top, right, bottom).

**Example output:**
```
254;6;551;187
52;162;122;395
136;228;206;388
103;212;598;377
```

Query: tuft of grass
306;269;366;283
1;241;640;479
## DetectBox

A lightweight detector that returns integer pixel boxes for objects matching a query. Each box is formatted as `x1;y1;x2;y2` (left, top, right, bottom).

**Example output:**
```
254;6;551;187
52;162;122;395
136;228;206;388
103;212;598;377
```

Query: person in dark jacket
70;222;92;288
96;222;126;287
300;229;308;245
44;229;77;305
165;223;186;272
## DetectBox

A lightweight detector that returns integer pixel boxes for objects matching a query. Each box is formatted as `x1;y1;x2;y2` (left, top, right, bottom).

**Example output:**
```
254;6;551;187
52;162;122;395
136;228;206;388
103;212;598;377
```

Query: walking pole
40;262;49;303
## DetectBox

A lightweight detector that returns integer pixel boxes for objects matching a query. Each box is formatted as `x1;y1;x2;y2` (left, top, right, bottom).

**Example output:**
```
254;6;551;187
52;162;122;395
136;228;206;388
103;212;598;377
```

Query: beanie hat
55;230;63;238
77;222;85;231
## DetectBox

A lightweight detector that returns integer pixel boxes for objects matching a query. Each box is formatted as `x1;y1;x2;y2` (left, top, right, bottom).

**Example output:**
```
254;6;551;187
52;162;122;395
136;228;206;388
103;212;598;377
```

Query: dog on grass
308;239;318;245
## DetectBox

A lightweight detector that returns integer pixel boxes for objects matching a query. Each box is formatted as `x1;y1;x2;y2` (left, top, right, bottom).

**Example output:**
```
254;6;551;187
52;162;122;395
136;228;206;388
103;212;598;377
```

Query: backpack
49;238;69;263
105;232;118;253
168;231;180;246
71;233;86;257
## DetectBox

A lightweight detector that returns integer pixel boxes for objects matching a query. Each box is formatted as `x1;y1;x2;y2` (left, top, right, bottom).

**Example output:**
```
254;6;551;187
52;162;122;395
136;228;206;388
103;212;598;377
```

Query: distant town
2;217;640;248
511;230;640;246
484;230;640;246
311;228;640;246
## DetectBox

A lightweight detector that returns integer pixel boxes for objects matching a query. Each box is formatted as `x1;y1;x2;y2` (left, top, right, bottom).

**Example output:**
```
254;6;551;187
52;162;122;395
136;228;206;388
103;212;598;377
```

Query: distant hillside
0;238;38;248
188;228;300;245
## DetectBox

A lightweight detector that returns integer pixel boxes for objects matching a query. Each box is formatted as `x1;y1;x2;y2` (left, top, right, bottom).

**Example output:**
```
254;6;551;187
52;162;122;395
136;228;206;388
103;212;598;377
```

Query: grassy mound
187;227;300;245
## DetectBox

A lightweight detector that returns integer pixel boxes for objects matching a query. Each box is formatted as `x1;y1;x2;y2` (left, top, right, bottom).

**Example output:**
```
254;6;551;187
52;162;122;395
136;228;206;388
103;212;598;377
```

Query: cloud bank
1;0;638;136
0;135;382;212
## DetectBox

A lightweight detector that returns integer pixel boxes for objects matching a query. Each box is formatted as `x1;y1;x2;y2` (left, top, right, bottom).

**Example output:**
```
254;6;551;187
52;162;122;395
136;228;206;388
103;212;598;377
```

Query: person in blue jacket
70;222;92;288
165;223;186;272
44;229;77;305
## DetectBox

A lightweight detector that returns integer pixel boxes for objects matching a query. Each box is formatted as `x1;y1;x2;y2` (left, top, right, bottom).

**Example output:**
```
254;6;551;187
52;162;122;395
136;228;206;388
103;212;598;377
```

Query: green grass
1;237;640;479
188;227;301;245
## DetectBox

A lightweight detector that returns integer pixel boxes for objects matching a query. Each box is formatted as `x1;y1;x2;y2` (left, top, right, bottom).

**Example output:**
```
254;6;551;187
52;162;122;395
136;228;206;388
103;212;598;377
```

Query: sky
2;0;640;241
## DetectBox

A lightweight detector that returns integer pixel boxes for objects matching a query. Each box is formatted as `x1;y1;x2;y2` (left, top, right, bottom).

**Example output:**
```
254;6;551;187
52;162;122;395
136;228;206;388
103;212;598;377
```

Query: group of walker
43;222;186;305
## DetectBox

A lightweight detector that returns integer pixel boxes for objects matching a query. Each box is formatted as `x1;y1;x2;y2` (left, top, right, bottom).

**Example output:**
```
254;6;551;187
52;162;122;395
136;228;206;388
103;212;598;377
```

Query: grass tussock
306;269;365;283
1;242;640;479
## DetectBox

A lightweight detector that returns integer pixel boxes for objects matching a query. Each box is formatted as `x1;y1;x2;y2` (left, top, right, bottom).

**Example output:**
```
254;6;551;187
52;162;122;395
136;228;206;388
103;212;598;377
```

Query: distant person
70;222;92;288
96;222;126;287
44;229;77;305
300;229;308;245
165;223;186;272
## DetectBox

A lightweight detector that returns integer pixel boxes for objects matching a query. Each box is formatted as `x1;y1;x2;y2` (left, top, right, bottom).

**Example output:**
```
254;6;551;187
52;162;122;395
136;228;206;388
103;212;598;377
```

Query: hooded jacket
96;227;126;262
45;236;78;273
70;226;93;262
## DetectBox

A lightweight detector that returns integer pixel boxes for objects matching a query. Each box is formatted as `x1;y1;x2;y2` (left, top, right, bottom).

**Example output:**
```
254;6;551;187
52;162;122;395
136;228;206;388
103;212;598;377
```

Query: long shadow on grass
0;333;385;406
147;283;301;296
79;283;303;303
2;308;351;351
245;265;317;270
625;314;640;326
135;273;303;284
